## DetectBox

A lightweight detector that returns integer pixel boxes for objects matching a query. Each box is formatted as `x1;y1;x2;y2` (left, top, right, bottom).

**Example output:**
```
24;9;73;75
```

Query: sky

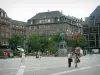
0;0;100;22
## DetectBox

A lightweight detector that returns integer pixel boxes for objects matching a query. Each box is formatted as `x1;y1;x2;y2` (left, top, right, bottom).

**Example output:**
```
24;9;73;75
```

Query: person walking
8;52;10;57
3;51;7;59
36;51;38;58
38;51;42;59
21;51;25;64
74;52;80;68
68;51;73;67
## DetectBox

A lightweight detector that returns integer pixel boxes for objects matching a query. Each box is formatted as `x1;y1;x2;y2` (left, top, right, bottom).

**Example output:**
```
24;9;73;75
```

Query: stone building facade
0;8;26;47
26;11;83;40
0;8;11;46
10;20;26;37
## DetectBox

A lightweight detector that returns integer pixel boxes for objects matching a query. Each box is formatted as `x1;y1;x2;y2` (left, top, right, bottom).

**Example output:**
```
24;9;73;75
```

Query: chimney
61;10;63;14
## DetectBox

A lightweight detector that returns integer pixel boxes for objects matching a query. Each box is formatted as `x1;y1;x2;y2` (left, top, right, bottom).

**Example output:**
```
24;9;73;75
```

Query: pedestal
58;41;67;57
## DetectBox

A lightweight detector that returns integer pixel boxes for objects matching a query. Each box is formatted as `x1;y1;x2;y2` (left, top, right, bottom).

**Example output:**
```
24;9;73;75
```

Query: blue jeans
4;56;6;59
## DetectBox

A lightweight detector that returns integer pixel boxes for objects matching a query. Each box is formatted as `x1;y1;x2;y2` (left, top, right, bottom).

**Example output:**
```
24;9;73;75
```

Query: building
26;11;83;40
0;8;26;48
83;6;100;53
10;20;26;37
0;8;11;46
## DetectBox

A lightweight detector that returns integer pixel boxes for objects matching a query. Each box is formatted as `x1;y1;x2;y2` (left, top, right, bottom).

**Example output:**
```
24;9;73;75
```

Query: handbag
77;59;80;63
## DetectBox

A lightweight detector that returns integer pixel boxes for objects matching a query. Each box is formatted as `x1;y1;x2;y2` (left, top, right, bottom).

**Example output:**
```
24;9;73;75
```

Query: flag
66;34;68;38
77;32;80;39
72;33;74;40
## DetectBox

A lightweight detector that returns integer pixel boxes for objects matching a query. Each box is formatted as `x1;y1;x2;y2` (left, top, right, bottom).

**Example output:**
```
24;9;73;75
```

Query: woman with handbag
74;52;80;68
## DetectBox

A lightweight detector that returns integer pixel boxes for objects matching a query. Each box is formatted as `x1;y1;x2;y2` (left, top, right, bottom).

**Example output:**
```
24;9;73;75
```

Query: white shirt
22;53;25;58
68;54;72;58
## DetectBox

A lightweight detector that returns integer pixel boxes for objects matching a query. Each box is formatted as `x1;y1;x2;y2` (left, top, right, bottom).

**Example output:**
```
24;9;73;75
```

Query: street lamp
23;37;26;52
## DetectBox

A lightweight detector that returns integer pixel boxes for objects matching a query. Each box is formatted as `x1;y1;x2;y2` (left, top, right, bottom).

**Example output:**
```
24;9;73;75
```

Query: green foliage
27;32;87;53
53;32;60;43
28;34;59;53
9;34;24;47
0;50;3;56
71;35;87;49
28;34;40;51
47;37;57;53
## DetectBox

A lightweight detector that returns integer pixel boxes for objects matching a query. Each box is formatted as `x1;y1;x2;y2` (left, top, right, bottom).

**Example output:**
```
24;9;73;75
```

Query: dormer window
39;20;42;23
3;13;5;17
31;21;32;24
48;19;50;22
45;19;48;23
44;16;46;18
57;18;60;21
1;12;3;16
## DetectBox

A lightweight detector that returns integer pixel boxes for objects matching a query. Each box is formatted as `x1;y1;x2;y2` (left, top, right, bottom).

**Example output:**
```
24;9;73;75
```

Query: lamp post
23;36;26;52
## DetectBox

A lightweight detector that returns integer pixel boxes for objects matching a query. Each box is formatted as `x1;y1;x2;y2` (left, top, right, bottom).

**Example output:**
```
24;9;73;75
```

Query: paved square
0;54;100;75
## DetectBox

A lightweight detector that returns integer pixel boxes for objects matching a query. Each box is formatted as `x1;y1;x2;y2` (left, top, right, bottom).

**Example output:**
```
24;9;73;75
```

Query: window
57;18;60;21
39;20;42;23
3;13;5;17
20;26;22;28
21;31;23;34
48;25;50;28
45;19;48;23
90;27;98;33
48;19;50;22
29;26;31;30
6;33;8;38
1;33;4;37
1;26;4;30
39;25;42;29
34;26;37;29
6;28;9;32
51;19;54;22
42;20;44;23
5;14;7;17
83;28;89;34
89;34;95;40
96;34;98;40
96;41;99;47
89;41;95;47
1;12;3;16
31;21;32;24
90;16;95;20
16;26;19;28
43;25;45;28
2;40;4;44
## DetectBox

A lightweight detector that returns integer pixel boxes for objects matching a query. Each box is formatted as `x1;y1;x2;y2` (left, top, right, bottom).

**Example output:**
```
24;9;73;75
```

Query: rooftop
11;20;27;25
29;11;65;20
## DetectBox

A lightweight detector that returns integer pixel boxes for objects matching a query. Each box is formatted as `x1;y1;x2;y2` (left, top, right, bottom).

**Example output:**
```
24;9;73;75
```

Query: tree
47;32;60;53
28;34;40;52
39;36;49;52
71;35;87;49
9;34;24;48
53;32;60;43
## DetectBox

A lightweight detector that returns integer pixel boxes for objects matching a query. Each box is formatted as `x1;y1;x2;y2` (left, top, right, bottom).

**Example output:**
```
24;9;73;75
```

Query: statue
60;32;66;41
58;31;67;56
